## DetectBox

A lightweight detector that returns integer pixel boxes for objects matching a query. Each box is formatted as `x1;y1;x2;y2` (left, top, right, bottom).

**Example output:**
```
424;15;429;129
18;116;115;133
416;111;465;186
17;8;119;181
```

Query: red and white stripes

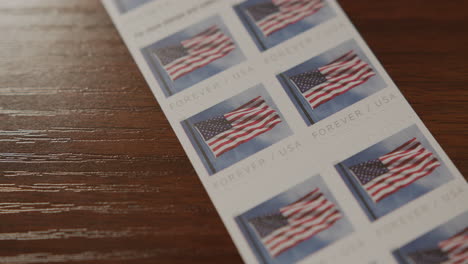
256;0;325;36
262;188;342;257
439;228;468;264
165;26;235;80
304;50;375;109
364;138;441;202
206;96;281;157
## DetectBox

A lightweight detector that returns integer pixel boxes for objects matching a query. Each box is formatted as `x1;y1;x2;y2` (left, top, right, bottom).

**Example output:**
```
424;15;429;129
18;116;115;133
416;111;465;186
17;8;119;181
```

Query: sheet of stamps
102;1;467;263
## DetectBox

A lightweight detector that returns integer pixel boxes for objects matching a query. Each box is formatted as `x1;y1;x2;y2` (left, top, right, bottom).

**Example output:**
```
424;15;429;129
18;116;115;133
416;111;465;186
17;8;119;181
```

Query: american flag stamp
335;124;453;222
235;174;353;264
234;0;336;50
182;84;292;175
141;15;246;97
394;211;468;264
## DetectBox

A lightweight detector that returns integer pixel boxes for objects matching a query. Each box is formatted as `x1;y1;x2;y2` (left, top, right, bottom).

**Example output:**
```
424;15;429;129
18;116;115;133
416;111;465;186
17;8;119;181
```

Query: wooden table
0;0;466;263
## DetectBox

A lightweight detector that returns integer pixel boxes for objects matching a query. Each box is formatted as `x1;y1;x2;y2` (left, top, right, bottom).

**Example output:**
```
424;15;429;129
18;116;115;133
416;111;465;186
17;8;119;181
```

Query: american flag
152;26;235;81
438;228;468;264
248;188;342;257
193;96;281;157
289;50;375;109
348;138;441;203
245;0;325;36
405;228;468;264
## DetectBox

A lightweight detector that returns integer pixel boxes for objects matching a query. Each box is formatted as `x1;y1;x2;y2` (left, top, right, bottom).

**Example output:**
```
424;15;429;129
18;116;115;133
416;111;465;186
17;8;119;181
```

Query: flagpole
146;48;174;97
279;73;315;125
337;163;377;220
238;215;269;264
235;6;267;51
393;249;410;264
183;120;216;175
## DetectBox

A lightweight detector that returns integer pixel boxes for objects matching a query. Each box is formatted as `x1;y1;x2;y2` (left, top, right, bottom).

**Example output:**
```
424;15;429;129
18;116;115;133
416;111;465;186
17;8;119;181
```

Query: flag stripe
209;112;280;151
195;97;282;157
280;190;323;216
303;58;367;96
255;0;324;36
267;210;341;256
308;72;375;108
165;32;231;70
181;26;220;48
211;115;278;151
439;228;468;264
381;137;417;157
290;50;375;109
287;198;329;220
305;67;375;108
260;1;325;36
265;203;336;245
354;138;441;202
156;26;235;80
319;54;361;74
225;100;268;122
368;159;440;202
281;193;325;218
251;189;342;257
211;119;282;156
207;104;274;146
368;156;438;198
281;188;320;210
167;41;235;79
371;146;435;188
326;50;355;65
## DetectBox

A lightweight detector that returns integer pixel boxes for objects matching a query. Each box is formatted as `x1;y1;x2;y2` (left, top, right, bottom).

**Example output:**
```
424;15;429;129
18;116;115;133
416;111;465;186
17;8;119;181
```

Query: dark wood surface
0;0;466;263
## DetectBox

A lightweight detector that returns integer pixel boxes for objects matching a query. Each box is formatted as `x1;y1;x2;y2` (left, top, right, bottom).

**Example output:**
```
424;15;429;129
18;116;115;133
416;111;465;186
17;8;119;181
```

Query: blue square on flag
153;44;188;66
246;2;280;22
349;159;389;185
248;214;289;238
194;116;233;141
289;70;328;94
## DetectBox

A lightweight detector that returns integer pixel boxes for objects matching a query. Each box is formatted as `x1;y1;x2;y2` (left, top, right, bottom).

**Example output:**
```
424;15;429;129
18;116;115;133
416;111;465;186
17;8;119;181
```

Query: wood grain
0;0;466;263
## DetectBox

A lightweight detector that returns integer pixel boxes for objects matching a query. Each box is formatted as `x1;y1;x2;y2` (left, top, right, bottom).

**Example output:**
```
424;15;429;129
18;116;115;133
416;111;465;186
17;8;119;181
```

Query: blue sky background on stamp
182;84;293;176
278;39;387;125
236;174;354;264
394;210;468;264
142;15;246;97
337;124;454;221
